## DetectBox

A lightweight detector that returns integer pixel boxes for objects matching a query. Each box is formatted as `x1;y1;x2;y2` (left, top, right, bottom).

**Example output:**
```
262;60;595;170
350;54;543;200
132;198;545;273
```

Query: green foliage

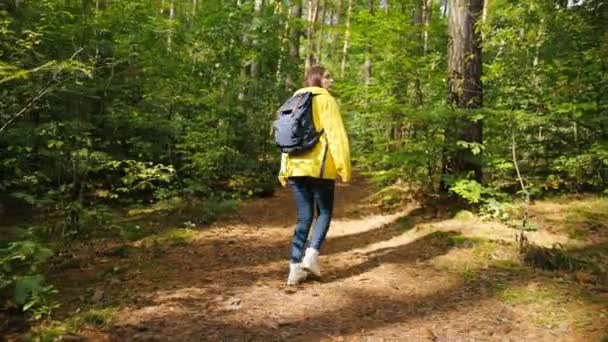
199;197;239;224
449;179;489;204
1;0;285;230
448;179;513;221
0;238;58;319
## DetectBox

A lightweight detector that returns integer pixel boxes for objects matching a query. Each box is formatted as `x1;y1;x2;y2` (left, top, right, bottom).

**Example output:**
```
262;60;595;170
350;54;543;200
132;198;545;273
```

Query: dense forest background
1;0;607;330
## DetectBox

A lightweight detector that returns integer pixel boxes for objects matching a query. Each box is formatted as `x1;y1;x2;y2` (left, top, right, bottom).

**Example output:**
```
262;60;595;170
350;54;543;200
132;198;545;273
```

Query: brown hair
304;65;326;87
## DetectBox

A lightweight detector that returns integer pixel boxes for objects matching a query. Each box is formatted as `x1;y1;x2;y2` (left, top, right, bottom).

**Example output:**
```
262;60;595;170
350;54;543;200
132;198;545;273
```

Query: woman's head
304;65;334;90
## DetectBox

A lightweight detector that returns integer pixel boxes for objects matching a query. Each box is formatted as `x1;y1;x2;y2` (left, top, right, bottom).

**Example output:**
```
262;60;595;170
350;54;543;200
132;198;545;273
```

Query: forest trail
38;176;607;341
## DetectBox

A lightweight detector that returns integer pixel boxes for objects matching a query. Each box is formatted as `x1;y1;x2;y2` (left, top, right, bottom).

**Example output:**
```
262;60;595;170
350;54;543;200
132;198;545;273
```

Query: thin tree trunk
167;0;175;52
276;1;288;86
251;0;264;78
287;0;302;90
305;0;319;73
363;0;374;86
446;0;484;182
315;0;326;64
95;0;101;60
238;0;248;100
422;0;432;54
340;0;353;77
331;0;343;58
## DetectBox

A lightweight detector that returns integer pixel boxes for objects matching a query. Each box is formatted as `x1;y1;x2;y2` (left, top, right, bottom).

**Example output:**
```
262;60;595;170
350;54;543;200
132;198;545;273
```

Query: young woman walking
278;65;351;285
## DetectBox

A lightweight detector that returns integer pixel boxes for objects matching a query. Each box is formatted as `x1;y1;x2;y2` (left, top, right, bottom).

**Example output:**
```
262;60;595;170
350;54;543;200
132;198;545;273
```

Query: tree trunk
363;0;374;86
446;0;484;182
287;0;302;91
422;0;432;54
331;0;343;58
167;0;175;52
340;0;353;77
238;0;248;100
250;0;264;78
441;0;448;17
305;0;320;73
315;0;326;64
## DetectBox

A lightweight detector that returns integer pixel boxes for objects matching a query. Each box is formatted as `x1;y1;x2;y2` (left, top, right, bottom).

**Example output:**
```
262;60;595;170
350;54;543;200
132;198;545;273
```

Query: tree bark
287;0;302;90
305;0;320;73
363;0;374;86
446;0;484;182
422;0;432;54
315;0;326;64
340;0;353;77
167;0;175;52
331;0;343;58
250;0;264;78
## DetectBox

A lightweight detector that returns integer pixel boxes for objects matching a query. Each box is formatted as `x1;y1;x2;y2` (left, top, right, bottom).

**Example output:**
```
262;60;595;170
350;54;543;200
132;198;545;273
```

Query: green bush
0;238;58;319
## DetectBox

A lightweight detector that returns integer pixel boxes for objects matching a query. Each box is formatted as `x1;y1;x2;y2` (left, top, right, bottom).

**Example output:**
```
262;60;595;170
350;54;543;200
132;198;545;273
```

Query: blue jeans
288;177;335;263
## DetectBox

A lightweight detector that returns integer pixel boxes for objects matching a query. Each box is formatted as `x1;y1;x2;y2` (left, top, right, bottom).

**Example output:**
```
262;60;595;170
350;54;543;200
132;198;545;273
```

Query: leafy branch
0;49;91;135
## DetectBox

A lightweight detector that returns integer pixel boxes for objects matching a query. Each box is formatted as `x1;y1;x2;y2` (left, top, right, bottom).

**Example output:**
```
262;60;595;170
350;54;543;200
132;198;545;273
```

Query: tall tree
315;0;326;64
331;0;343;58
250;0;264;79
422;0;432;54
363;0;374;86
305;0;320;72
287;0;303;90
446;0;484;181
340;0;353;77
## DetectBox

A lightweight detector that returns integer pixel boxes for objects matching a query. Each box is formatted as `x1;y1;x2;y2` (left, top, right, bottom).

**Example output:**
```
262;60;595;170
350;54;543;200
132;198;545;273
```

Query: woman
279;65;351;286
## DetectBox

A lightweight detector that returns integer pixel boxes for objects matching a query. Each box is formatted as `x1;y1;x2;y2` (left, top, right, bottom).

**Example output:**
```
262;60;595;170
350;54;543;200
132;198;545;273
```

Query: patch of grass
107;245;135;259
433;235;521;278
533;196;608;239
501;286;563;328
449;235;484;248
523;243;586;272
100;265;128;278
564;202;608;238
119;222;153;241
199;198;239;224
500;282;597;329
30;307;116;341
395;216;416;231
575;286;604;304
454;210;477;221
127;197;185;217
501;285;562;306
450;236;514;261
30;322;69;342
68;307;116;329
142;228;198;246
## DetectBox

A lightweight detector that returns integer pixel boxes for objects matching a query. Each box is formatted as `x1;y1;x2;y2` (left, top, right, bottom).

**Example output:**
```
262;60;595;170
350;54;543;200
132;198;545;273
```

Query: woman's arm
320;96;351;182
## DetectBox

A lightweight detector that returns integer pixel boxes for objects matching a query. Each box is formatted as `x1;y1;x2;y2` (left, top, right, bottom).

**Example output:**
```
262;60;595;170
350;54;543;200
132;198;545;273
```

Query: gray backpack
273;92;324;155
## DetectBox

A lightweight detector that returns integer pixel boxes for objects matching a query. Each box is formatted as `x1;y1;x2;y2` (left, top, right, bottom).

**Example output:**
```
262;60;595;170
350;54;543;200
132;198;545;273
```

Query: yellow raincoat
279;86;351;186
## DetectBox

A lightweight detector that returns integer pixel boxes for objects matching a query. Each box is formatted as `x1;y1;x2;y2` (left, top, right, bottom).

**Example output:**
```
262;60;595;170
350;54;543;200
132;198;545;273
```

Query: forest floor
6;175;608;341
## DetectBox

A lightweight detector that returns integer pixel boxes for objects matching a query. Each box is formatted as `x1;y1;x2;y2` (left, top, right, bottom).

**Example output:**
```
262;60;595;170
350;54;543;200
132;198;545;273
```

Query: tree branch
512;129;530;250
0;85;54;134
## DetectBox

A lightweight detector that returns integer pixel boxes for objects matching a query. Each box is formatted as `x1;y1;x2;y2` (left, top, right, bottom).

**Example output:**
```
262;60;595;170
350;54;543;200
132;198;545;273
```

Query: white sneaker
287;263;307;285
302;248;321;277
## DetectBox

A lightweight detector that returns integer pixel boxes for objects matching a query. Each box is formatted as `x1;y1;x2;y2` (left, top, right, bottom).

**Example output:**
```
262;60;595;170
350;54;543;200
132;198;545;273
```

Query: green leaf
14;275;43;306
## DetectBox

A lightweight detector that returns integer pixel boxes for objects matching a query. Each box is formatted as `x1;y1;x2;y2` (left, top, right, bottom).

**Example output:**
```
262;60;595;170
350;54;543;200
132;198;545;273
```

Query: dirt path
41;177;607;341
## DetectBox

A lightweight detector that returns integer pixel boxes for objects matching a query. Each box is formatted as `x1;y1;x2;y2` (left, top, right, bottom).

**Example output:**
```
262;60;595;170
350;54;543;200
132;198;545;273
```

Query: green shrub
0;239;58;319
